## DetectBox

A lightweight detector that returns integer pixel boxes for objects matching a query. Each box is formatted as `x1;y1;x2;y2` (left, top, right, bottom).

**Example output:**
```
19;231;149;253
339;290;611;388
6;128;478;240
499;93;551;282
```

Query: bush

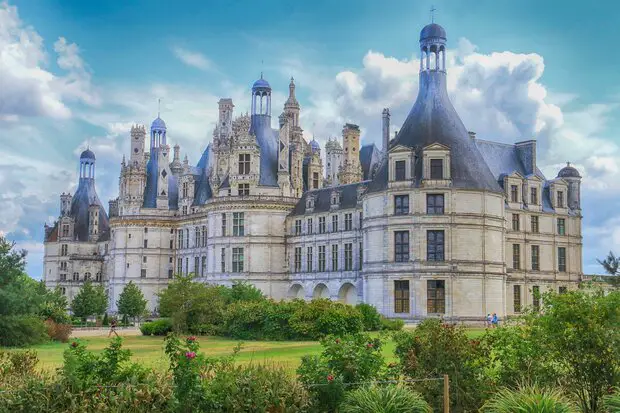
102;312;109;326
480;385;578;413
224;300;269;340
0;350;39;377
380;316;405;331
150;318;173;336
289;299;364;340
341;385;432;413
44;318;73;342
0;315;47;347
298;333;385;411
603;390;620;413
356;303;382;331
139;322;154;336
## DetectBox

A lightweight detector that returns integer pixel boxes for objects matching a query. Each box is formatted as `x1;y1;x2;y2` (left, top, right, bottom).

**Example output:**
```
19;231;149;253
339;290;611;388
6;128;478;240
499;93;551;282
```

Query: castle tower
557;162;582;211
337;123;363;184
79;148;96;181
382;108;390;155
218;98;234;139
60;192;72;216
130;125;146;164
143;112;172;209
277;112;292;195
170;144;183;175
307;138;323;190
325;138;343;186
88;204;100;241
284;77;300;127
251;73;271;118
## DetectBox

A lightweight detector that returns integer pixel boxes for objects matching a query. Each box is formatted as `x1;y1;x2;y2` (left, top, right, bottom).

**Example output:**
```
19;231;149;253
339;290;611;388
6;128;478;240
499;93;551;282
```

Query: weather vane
430;5;437;23
158;98;161;117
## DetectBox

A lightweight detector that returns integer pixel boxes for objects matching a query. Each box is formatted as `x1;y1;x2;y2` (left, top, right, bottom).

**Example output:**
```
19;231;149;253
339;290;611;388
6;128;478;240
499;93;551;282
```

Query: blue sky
2;0;620;278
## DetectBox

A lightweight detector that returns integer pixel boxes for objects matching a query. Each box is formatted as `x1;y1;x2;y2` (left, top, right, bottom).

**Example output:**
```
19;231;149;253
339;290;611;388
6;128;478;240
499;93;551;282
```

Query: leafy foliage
140;318;173;336
298;333;385;412
380;316;405;331
355;303;382;331
117;281;148;321
603;389;620;413
288;299;364;340
341;385;432;413
598;251;620;288
44;318;73;342
0;315;47;346
393;319;488;412
71;280;107;321
480;384;578;413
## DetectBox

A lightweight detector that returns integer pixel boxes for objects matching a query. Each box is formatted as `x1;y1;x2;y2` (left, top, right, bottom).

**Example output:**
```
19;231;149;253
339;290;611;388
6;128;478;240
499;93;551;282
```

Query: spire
430;5;436;23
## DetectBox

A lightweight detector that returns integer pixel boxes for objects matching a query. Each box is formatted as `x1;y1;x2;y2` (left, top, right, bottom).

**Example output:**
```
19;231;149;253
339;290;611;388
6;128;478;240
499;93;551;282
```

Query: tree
39;283;70;323
71;280;108;322
597;251;620;288
117;281;148;324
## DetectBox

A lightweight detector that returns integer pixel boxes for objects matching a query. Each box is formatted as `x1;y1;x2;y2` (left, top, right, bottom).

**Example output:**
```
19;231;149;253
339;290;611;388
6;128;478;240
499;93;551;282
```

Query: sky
2;0;620;278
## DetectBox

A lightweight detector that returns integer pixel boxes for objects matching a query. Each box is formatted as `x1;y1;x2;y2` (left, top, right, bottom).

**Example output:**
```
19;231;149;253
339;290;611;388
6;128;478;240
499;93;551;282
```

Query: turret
557;162;582;211
88;204;100;242
170;144;183;174
130;124;146;163
79;148;96;181
307;138;323;190
338;123;363;184
60;192;72;216
382;108;390;154
284;77;300;127
325;138;343;186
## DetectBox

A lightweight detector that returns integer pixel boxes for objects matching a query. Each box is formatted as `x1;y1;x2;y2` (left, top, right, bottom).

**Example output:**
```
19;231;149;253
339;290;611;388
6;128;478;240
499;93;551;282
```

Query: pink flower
327;374;334;382
367;343;374;348
71;341;78;348
185;351;196;359
187;336;197;342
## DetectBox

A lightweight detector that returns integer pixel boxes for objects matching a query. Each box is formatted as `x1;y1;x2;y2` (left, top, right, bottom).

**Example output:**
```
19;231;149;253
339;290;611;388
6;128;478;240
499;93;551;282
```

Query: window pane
430;159;443;179
395;160;406;181
394;280;410;313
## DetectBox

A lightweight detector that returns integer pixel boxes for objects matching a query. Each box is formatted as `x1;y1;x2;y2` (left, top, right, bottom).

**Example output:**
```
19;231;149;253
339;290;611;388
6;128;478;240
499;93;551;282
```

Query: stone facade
43;22;583;321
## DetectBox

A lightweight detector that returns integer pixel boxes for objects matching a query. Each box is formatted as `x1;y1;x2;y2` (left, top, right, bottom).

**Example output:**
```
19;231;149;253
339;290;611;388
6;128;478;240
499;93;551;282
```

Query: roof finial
567;161;571;167
260;59;264;79
430;5;436;23
158;98;161;118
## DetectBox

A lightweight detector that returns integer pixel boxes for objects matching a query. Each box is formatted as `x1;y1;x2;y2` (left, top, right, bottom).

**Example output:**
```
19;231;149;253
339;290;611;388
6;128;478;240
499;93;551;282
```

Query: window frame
430;159;444;180
427;280;446;314
318;245;326;272
394;195;409;215
233;212;244;236
344;243;353;271
531;216;539;233
558;247;566;272
394;231;410;263
394;280;410;313
512;244;521;270
232;247;244;272
427;230;445;262
238;153;251;175
531;245;540;271
331;244;338;271
513;285;521;313
426;194;444;215
394;160;406;181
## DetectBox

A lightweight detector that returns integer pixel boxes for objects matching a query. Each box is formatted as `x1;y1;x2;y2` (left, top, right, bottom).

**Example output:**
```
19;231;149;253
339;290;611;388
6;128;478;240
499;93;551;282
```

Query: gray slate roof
360;144;382;180
69;178;110;241
290;181;367;216
250;114;279;187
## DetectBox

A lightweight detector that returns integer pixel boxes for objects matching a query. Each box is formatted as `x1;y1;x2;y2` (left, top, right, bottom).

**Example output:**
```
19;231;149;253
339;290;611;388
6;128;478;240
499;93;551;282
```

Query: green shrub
224;300;269;340
380;316;405;331
0;315;47;347
0;350;39;377
150;318;173;336
480;385;578;413
341;385;432;413
603;390;620;413
356;303;382;331
298;333;385;411
139;322;154;336
102;312;109;326
289;299;364;340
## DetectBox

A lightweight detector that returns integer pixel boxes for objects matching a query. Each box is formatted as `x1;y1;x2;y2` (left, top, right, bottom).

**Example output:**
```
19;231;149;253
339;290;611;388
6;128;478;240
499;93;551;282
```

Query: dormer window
182;182;188;198
530;187;538;205
306;196;315;210
331;192;340;206
395;160;406;181
430;159;443;179
510;185;519;203
557;191;564;208
238;154;250;175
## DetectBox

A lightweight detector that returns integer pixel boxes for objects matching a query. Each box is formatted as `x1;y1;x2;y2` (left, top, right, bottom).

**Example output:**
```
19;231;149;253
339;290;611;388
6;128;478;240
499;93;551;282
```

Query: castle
43;22;583;321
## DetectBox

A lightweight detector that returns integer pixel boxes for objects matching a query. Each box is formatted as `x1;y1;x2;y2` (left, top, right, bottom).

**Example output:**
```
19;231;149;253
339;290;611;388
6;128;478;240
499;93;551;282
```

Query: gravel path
70;327;142;337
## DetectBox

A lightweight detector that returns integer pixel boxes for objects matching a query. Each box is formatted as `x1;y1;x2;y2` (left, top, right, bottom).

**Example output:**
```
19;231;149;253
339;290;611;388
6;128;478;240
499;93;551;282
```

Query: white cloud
172;46;213;71
0;2;97;120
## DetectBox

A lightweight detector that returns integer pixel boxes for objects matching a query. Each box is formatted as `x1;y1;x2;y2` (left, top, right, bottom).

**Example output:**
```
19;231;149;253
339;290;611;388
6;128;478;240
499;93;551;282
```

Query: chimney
515;140;537;176
468;131;476;140
382;108;390;153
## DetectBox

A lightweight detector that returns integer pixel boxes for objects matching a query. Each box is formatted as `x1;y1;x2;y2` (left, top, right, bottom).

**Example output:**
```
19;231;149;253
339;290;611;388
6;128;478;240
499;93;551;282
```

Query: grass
5;328;486;374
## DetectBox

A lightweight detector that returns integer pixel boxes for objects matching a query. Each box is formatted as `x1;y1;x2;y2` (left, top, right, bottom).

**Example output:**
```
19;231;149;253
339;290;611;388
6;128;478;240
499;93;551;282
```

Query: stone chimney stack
382;108;390;154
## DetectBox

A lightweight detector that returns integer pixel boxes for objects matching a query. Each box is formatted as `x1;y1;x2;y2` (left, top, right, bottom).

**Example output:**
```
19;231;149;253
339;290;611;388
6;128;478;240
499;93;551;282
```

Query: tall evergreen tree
117;281;148;323
598;251;620;288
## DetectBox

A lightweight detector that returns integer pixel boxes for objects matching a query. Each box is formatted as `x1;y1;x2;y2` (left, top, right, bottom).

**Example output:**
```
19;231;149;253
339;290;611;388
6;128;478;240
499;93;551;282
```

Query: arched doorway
312;283;329;299
288;284;305;299
338;283;357;305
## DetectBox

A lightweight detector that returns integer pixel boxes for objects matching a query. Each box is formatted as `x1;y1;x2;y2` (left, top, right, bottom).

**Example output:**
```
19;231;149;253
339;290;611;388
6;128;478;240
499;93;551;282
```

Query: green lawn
6;328;486;374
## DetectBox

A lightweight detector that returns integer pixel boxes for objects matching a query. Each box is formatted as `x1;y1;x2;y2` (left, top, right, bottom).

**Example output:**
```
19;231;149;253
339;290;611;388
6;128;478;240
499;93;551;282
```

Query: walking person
491;313;499;328
485;313;492;328
108;317;119;338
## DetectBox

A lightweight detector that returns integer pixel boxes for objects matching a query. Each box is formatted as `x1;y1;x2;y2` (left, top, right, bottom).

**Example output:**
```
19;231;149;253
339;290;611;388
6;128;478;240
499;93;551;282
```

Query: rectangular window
531;216;539;233
307;247;313;272
232;247;244;272
394;231;409;262
185;257;189;275
60;273;66;282
512;214;520;231
394;195;409;215
331;244;338;271
238;153;250;175
427;280;445;314
141;269;146;278
170;239;174;249
559;286;567;294
195;227;200;247
177;258;182;274
557;218;565;235
178;231;183;249
512;244;521;270
427;194;444;215
144;227;148;233
72;272;78;281
557;191;564;208
182;182;188;198
194;257;199;274
394;280;410;313
345;213;352;231
143;256;147;263
430;159;443;180
220;248;226;272
344;243;353;271
222;213;227;236
510;185;519;202
395;160;406;181
295;220;301;235
359;242;363;270
558;247;566;272
318;245;326;272
202;226;207;247
313;172;319;189
182;206;188;215
168;269;174;279
427;230;445;261
513;285;521;313
294;247;302;272
61;244;68;256
332;215;338;232
62;225;69;237
532;285;540;311
238;183;250;196
531;245;540;271
233;212;245;236
319;217;326;234
144;239;148;248
201;256;206;276
96;272;102;281
530;187;538;205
